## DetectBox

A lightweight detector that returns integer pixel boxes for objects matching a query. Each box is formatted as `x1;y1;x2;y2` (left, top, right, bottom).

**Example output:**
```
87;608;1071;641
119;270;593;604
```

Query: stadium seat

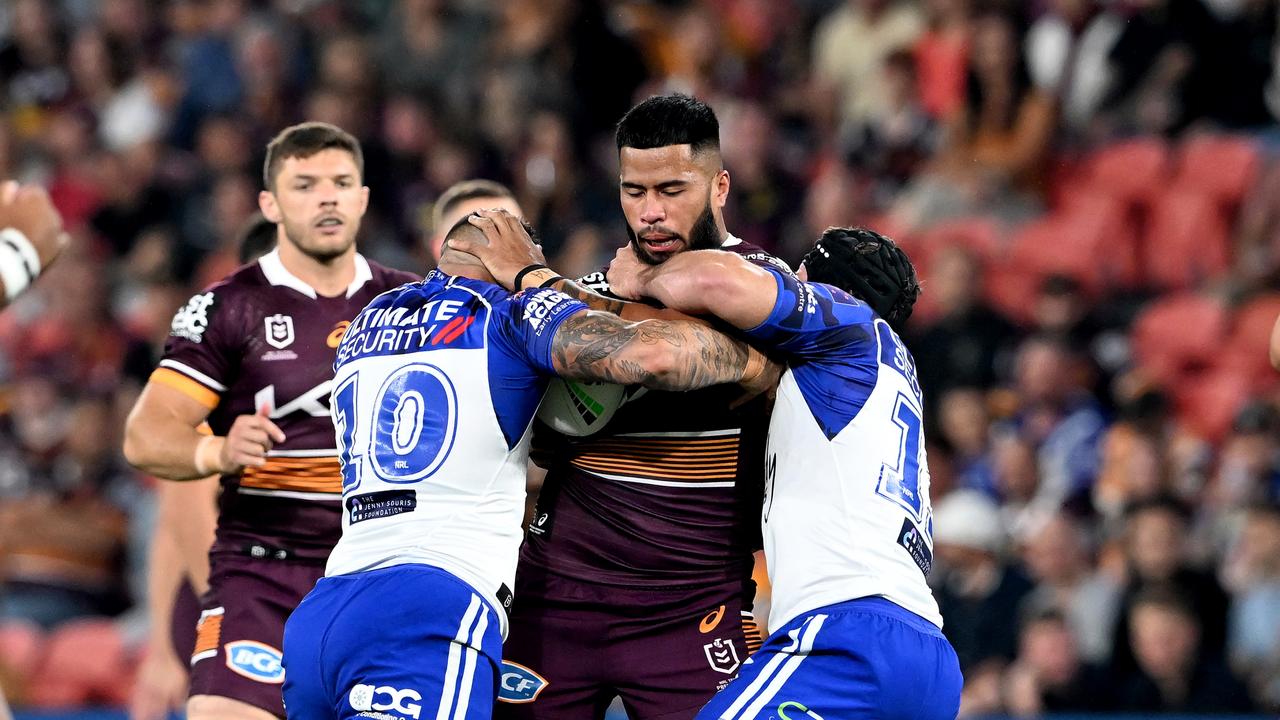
1176;367;1254;443
1218;293;1280;390
1173;134;1261;210
1006;196;1136;294
982;261;1040;326
25;619;131;708
1143;189;1231;290
1084;137;1171;209
1131;292;1230;384
0;620;44;685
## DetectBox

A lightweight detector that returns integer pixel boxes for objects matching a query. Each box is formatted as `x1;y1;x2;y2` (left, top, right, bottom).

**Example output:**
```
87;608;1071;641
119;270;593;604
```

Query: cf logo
349;684;423;719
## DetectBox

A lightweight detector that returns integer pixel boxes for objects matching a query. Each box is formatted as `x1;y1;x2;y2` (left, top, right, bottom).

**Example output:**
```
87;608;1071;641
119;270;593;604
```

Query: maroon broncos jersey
150;250;418;562
520;237;791;596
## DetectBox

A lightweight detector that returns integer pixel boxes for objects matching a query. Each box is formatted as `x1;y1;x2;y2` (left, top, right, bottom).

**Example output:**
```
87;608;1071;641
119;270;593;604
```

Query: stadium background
0;0;1279;718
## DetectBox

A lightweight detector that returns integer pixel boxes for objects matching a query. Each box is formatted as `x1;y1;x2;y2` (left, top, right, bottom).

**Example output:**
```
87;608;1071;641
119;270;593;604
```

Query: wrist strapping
194;435;221;477
0;228;41;302
512;264;549;291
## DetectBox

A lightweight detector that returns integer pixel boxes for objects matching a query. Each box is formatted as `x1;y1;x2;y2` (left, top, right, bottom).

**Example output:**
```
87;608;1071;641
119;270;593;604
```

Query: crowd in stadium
0;0;1278;717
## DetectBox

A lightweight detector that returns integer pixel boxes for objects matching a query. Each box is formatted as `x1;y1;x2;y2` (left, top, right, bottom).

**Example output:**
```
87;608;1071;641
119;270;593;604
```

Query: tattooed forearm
550;280;630;316
551;310;749;391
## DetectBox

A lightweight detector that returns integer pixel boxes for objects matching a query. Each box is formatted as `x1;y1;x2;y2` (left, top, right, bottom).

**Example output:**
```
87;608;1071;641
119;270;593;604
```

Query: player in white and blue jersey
280;211;777;720
607;227;963;720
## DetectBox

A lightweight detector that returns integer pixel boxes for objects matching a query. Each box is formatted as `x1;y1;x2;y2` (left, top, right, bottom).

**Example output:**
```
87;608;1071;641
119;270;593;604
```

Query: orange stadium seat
0;620;45;686
1084;137;1171;209
25;619;131;708
1173;134;1261;210
1143;189;1231;290
1131;293;1230;384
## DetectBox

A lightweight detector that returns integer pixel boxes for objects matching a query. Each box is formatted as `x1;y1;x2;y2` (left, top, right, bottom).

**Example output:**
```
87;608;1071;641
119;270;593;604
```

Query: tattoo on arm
551;311;749;391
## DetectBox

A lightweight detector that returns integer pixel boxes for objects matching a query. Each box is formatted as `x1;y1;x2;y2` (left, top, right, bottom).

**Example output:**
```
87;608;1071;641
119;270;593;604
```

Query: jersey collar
721;234;743;248
259;248;373;299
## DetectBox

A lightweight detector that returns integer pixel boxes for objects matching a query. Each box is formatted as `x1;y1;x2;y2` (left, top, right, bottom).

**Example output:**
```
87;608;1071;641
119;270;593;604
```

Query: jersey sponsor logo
223;640;284;684
170;292;216;343
498;661;548;703
347;489;417;524
255;380;332;418
264;313;295;349
897;517;933;577
521;290;572;335
700;605;726;634
703;637;741;675
328;320;351;348
777;701;825;719
349;683;422;719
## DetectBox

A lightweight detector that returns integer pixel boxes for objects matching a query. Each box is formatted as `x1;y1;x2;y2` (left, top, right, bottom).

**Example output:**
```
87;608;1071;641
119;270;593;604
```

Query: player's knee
187;694;280;720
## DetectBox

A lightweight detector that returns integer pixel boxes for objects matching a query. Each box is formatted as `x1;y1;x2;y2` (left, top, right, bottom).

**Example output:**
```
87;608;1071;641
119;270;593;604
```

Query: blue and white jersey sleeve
744;267;882;440
489;287;588;374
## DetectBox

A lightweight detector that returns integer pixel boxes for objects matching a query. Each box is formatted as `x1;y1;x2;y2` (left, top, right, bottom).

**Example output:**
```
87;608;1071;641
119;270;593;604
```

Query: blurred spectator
0;387;137;628
893;9;1054;229
1007;334;1107;508
1117;586;1254;713
810;0;924;140
1024;0;1123;144
1095;0;1212;137
1222;503;1280;710
1004;608;1115;714
914;0;971;120
0;0;71;116
936;387;996;496
1110;497;1232;679
721;100;803;254
1208;402;1280;512
910;247;1020;412
1020;511;1123;664
845;49;938;201
931;489;1033;714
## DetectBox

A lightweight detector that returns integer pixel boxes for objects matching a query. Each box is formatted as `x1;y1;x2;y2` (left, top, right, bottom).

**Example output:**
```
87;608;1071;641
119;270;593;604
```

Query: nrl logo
703;637;740;675
264;314;295;349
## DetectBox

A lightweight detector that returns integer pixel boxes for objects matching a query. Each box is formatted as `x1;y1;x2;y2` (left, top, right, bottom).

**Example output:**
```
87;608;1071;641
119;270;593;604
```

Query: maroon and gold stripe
241;456;342;494
570;436;741;482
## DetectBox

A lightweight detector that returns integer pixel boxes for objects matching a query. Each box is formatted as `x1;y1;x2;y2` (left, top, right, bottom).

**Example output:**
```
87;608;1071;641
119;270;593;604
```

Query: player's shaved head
439;214;540;280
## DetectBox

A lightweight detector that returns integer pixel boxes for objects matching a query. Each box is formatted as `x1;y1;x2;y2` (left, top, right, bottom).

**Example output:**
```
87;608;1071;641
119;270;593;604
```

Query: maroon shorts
188;553;325;718
496;578;762;720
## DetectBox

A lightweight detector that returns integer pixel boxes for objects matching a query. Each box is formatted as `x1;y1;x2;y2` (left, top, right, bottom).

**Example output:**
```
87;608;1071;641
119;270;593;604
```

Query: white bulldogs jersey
744;268;942;633
324;270;587;634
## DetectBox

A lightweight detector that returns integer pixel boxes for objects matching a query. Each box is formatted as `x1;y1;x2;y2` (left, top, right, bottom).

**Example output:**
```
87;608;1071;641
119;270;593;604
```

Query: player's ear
259;190;283;223
359;185;370;215
713;169;730;209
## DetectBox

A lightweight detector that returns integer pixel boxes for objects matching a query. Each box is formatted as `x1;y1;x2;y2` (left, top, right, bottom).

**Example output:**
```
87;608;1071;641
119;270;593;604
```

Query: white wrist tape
0;228;41;302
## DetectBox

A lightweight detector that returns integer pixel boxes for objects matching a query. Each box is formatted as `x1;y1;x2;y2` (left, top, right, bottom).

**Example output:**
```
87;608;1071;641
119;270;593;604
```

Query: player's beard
626;200;721;266
280;215;359;264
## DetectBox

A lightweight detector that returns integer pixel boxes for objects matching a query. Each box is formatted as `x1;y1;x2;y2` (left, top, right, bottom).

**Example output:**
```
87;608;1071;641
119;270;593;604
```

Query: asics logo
700;605;726;634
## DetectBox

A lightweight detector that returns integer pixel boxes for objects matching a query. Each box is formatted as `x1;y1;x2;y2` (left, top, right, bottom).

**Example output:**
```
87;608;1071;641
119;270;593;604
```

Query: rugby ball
537;379;626;437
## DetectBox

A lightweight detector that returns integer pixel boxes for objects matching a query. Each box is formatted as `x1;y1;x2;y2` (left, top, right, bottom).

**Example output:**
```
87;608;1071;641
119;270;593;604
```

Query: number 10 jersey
324;270;587;634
